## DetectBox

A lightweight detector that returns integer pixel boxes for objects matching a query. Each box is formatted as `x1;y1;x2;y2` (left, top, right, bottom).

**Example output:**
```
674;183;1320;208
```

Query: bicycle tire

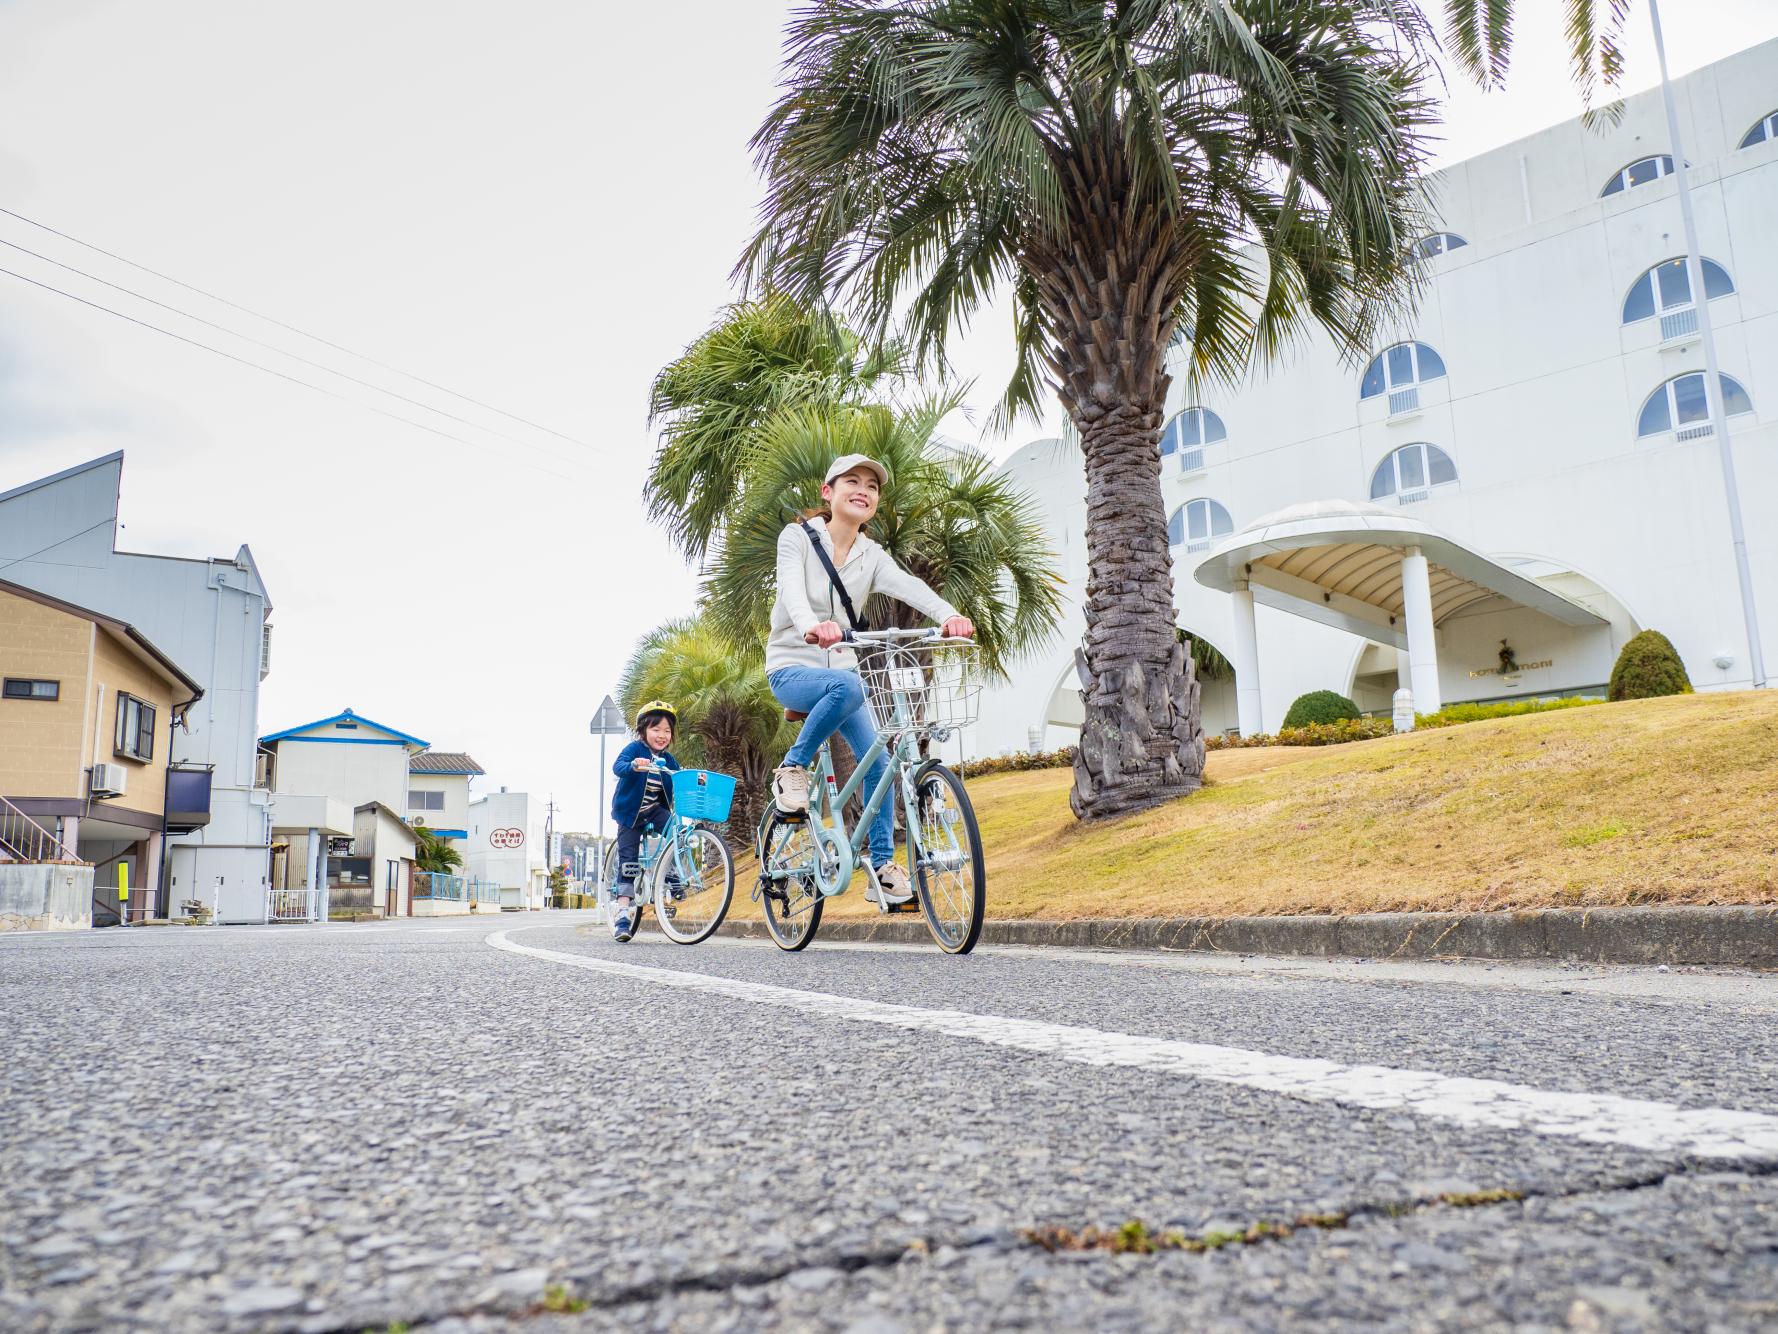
909;761;986;954
651;826;733;945
758;813;824;951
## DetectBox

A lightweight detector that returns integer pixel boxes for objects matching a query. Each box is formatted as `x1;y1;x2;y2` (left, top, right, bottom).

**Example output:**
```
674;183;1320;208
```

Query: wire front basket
854;638;981;740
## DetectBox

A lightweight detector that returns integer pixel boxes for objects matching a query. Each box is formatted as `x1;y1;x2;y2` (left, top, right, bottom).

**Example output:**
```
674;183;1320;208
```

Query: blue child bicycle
599;769;737;944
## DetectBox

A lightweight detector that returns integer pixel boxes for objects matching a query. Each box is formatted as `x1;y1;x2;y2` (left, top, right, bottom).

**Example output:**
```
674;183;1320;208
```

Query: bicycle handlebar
841;628;974;645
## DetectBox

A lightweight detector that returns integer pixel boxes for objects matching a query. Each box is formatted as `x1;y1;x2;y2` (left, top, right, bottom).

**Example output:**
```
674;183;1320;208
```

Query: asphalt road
3;911;1777;1332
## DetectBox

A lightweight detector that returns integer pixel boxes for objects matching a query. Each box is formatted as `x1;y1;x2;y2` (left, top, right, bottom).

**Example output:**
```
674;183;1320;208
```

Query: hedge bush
1416;697;1602;728
1609;629;1693;701
1281;690;1362;729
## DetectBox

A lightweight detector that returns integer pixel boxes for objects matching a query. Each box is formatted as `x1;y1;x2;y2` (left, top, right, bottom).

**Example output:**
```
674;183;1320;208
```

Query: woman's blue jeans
767;665;894;868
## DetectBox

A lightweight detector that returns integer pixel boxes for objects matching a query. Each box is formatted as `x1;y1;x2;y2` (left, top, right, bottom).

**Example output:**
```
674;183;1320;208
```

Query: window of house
1601;155;1676;196
1160;407;1226;471
1637;372;1755;439
408;789;446;811
114;693;156;762
1621;257;1734;324
1370;443;1458;503
1740;111;1778;149
2;678;59;701
1359;342;1447;401
1168;498;1234;553
1409;233;1468;261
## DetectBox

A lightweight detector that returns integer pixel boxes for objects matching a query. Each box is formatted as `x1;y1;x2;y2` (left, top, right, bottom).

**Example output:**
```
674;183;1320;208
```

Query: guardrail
413;872;502;903
0;797;85;864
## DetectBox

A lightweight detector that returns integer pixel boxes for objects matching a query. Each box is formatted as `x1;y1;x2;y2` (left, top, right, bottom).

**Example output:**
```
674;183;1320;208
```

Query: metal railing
1398;489;1430;505
1659;307;1700;342
1387;387;1420;416
413;872;501;903
0;797;85;864
1177;447;1205;473
1676;422;1714;442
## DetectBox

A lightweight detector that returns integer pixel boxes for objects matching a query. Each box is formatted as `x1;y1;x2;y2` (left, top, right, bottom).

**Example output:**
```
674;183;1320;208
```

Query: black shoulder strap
800;520;866;630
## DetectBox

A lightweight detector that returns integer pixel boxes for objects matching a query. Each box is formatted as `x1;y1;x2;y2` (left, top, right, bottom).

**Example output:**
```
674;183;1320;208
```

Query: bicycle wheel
758;813;824;951
909;761;986;954
650;826;733;945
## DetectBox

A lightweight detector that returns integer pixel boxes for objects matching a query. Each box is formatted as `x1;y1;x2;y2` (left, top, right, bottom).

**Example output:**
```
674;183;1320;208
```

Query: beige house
0;578;202;922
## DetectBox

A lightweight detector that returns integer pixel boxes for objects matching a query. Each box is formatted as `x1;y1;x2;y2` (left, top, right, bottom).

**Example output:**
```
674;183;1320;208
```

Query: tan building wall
0;592;95;800
89;626;179;823
0;587;190;823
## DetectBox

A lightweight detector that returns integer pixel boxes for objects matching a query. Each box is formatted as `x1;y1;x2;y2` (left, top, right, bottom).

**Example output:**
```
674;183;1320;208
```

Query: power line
0;264;580;484
0;203;592;450
0;236;587;472
0;518;118;574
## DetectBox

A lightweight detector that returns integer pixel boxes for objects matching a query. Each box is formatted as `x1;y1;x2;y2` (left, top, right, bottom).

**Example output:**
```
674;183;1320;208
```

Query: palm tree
618;614;799;842
1444;2;1630;104
648;293;911;566
743;1;1439;818
411;823;463;874
705;395;1064;679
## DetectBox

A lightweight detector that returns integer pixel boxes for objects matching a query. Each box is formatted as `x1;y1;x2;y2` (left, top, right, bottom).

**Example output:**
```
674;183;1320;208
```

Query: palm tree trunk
1032;136;1205;819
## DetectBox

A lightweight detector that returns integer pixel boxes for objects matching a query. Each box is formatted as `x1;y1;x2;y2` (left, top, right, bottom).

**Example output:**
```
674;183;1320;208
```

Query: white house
466;788;548;911
0;452;274;921
406;751;484;848
977;36;1778;752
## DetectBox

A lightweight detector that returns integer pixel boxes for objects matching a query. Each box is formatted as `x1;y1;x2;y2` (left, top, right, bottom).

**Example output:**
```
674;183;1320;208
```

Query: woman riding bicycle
767;453;974;904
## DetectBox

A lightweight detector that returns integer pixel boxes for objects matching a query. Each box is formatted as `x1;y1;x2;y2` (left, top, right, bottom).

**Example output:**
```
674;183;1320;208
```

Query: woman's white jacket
766;517;959;673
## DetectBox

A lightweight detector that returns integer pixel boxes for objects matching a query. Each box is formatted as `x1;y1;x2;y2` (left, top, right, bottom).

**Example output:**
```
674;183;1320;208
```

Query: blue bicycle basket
672;769;737;823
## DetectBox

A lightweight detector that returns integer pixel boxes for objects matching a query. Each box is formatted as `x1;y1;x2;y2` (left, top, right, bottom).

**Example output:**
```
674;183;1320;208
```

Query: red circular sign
489;827;525;849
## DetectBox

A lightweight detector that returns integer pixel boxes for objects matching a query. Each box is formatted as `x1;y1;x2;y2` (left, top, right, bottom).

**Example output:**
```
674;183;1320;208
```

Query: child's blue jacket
610;739;681;829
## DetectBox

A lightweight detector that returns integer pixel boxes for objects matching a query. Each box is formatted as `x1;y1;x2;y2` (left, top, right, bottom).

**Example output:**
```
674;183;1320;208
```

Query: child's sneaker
868;862;914;905
612;906;636;943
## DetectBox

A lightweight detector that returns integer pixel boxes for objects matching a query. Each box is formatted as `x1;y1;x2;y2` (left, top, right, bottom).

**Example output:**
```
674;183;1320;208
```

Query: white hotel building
977;38;1778;754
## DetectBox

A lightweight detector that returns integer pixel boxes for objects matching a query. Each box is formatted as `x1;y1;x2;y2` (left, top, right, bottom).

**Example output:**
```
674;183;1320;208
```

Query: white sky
2;0;1775;830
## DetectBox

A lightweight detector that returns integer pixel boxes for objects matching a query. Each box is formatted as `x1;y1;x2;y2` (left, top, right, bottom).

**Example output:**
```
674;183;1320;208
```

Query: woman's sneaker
772;765;810;815
868;862;914;905
612;906;636;943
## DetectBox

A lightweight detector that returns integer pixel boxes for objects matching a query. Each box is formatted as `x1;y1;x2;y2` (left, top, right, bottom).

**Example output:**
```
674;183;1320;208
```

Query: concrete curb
716;905;1778;968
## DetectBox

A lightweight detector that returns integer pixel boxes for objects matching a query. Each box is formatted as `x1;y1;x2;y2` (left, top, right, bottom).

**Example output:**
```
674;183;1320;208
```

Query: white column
1400;547;1442;714
307;827;323;923
1396;647;1412;691
1229;581;1264;737
142;832;164;922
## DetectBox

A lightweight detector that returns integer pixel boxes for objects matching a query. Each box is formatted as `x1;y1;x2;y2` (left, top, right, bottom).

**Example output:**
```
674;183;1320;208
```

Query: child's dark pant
614;806;668;895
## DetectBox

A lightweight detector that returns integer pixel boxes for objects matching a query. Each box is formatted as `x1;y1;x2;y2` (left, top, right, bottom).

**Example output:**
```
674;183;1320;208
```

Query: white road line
489;928;1778;1163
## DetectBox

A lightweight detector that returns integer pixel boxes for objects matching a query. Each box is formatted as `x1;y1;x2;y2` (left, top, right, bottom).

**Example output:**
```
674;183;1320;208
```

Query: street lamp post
1648;0;1766;688
590;694;628;892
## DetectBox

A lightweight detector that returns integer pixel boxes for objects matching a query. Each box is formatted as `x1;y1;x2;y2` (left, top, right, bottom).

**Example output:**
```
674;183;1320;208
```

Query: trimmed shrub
959;747;1076;778
1281;690;1362;729
1608;630;1693;701
1416;697;1603;729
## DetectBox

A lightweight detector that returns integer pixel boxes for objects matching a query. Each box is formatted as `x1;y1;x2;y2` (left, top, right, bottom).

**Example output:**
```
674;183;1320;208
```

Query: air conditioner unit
90;763;128;799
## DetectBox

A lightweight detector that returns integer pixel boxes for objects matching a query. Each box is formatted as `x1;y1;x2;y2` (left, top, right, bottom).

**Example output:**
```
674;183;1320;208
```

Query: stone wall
0;864;95;932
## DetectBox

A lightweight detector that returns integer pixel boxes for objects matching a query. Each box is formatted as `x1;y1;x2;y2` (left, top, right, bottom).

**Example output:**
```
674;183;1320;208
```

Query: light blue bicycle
599;769;736;944
754;628;986;954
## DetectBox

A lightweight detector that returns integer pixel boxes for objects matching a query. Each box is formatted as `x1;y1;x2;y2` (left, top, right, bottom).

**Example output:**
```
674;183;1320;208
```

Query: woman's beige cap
824;453;889;486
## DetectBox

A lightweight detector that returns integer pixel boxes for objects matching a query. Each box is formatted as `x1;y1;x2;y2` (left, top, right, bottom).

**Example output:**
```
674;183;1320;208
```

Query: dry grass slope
775;690;1777;923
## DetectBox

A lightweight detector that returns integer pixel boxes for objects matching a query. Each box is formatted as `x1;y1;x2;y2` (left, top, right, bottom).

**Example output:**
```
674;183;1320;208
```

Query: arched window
1409;233;1468;261
1370;443;1458;505
1637;373;1755;440
1168;498;1233;552
1601;155;1676;196
1159;407;1226;471
1359;341;1446;412
1741;111;1778;149
1622;257;1734;333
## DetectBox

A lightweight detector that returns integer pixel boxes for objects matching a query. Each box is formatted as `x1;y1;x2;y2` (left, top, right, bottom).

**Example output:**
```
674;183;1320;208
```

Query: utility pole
1648;0;1766;688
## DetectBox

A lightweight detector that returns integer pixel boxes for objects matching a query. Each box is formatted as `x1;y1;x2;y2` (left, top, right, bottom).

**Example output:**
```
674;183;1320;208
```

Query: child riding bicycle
766;453;973;905
609;700;681;942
